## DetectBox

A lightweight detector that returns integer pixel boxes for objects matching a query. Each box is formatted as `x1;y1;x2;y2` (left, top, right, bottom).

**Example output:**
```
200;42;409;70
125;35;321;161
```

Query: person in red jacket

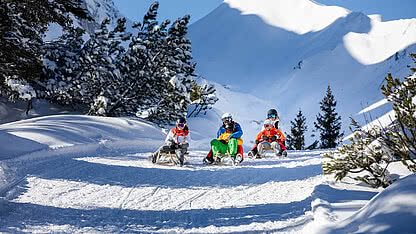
254;119;287;158
151;117;189;166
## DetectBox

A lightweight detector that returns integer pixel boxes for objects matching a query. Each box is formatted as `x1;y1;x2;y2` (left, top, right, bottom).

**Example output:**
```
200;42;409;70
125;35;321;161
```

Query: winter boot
235;153;243;163
151;152;158;164
203;156;214;165
247;151;255;158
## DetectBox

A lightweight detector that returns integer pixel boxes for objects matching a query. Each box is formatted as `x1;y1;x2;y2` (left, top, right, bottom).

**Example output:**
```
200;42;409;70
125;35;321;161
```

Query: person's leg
271;141;281;156
227;138;238;156
211;139;228;157
177;143;189;165
248;144;258;156
237;144;244;162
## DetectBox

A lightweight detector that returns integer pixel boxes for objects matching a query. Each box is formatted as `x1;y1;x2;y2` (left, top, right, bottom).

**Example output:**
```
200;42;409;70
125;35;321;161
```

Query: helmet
176;117;186;127
221;112;233;122
264;119;273;128
225;123;234;132
267;109;279;121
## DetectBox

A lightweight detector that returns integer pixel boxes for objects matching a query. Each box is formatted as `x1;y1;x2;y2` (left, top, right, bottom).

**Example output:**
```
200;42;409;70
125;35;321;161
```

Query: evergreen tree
149;14;196;125
287;109;308;150
42;26;86;106
0;0;90;102
314;85;344;148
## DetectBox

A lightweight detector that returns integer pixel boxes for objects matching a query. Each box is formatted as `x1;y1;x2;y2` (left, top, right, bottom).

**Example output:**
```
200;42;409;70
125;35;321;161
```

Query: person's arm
231;122;243;138
277;129;285;142
165;129;176;145
256;131;263;144
217;126;224;138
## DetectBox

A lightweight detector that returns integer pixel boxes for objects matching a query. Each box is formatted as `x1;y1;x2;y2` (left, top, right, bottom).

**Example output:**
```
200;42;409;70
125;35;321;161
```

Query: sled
150;151;189;166
209;153;240;166
249;146;286;159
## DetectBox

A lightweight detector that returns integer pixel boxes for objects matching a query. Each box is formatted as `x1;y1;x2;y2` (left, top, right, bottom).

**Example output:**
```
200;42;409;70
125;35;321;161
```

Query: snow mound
310;174;416;233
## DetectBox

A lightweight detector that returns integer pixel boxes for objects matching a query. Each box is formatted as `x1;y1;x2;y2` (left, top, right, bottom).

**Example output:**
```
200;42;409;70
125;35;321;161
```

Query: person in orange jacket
248;108;287;157
250;118;287;158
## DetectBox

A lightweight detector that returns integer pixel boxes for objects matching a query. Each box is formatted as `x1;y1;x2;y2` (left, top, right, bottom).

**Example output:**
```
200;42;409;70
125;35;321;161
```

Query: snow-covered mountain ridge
225;0;349;34
188;0;416;143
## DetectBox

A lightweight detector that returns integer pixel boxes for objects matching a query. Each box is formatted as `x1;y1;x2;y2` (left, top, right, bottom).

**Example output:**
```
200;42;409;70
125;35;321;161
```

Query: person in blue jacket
203;112;244;164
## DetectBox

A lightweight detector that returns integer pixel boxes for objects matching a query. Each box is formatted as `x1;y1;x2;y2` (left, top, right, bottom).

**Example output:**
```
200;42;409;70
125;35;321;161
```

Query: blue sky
113;0;223;24
113;0;416;25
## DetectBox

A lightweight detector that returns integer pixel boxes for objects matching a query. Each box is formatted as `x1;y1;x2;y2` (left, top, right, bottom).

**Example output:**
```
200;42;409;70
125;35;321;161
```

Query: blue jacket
217;121;243;139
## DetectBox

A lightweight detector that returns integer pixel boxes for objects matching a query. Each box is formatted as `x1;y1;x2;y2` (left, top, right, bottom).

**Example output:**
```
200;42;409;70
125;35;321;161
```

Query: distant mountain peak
224;0;349;34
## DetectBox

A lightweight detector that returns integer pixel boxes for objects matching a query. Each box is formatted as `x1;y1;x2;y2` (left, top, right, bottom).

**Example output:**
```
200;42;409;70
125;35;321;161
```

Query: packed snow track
0;150;325;233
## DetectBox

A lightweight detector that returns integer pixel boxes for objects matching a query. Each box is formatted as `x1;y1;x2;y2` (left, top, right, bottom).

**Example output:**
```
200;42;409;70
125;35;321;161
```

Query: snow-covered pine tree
115;2;170;117
43;26;86;106
86;17;132;116
0;0;90;104
314;85;344;148
286;109;308;150
148;14;196;125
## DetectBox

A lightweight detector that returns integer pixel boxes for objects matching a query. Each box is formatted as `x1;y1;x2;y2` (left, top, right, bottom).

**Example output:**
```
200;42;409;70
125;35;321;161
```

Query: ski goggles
177;123;185;128
268;114;277;118
222;117;232;122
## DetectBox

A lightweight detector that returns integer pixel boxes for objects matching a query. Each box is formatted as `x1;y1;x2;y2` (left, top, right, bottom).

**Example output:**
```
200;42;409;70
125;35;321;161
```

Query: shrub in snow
323;54;416;188
380;54;416;172
323;119;394;188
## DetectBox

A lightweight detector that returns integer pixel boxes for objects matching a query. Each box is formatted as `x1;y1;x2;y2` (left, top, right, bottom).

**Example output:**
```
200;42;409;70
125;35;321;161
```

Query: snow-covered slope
189;0;416;144
0;115;414;233
188;0;416;144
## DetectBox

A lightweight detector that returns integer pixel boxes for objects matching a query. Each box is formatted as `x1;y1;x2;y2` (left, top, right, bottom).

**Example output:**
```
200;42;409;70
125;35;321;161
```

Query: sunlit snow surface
0;115;414;233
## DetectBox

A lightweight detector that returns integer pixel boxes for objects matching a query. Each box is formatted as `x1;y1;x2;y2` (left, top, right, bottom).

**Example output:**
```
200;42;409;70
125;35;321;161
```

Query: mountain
188;0;416;143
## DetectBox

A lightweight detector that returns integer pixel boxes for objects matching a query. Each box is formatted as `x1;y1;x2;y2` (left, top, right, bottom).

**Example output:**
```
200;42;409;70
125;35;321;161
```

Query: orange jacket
256;127;285;143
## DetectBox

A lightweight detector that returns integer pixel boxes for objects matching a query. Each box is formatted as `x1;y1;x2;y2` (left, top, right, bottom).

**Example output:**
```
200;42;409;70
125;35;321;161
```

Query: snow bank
0;115;166;194
308;174;416;234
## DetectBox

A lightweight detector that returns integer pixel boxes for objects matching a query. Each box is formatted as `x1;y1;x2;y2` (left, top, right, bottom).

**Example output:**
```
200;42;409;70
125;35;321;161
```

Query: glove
262;135;269;141
271;135;277;142
255;140;259;144
170;143;179;150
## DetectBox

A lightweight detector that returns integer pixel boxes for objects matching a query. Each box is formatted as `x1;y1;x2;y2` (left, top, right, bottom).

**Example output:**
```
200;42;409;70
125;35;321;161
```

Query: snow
1;0;416;232
0;113;414;233
188;0;416;145
225;0;349;34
